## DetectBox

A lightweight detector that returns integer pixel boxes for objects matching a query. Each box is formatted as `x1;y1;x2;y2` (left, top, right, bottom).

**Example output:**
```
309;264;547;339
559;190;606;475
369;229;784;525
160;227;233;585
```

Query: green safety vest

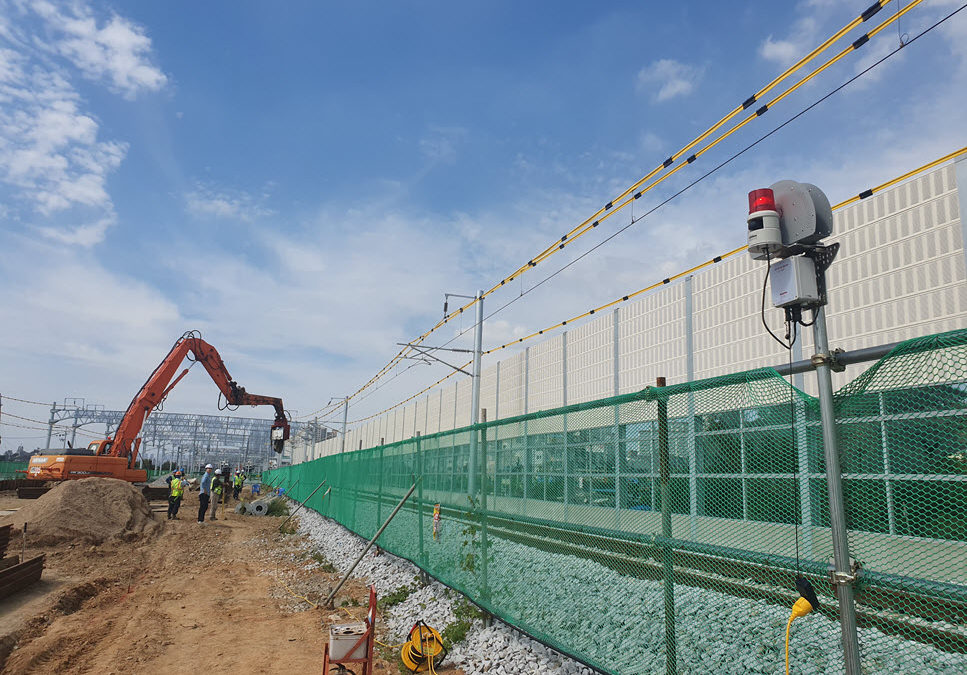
233;475;242;487
213;478;223;495
170;478;183;498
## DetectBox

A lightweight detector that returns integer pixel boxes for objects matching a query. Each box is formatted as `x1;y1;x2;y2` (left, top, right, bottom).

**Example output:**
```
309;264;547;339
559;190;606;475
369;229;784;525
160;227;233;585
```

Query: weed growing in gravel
378;584;416;610
279;521;298;535
459;495;480;573
267;498;289;516
311;551;337;573
440;596;484;648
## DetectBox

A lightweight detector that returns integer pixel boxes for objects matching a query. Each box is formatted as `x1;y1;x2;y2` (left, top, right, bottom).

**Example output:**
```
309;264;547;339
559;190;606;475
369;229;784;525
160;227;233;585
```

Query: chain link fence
267;328;967;674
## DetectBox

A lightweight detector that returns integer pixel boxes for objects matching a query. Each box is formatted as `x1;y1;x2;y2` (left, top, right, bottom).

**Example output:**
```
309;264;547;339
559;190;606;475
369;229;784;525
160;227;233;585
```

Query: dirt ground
0;487;463;675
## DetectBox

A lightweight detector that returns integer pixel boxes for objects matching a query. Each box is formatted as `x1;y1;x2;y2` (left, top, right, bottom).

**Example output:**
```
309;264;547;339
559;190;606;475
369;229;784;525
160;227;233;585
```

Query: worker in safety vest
211;469;224;521
232;470;244;500
167;470;184;520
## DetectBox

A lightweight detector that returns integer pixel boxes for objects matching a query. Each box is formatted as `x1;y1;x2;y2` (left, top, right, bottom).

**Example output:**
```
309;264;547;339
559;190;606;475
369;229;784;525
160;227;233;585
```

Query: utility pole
468;289;484;494
70;407;79;448
341;398;349;454
312;417;319;460
45;402;56;451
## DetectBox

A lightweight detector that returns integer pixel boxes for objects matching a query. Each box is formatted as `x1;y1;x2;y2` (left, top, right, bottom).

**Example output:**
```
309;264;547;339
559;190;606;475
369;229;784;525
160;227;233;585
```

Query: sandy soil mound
6;478;160;546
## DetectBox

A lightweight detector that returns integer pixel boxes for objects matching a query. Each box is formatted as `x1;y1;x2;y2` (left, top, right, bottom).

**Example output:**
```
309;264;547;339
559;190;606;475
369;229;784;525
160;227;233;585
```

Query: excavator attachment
28;331;291;483
271;422;288;454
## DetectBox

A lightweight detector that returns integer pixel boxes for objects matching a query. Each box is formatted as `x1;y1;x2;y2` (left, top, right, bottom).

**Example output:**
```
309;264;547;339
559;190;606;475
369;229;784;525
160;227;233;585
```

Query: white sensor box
770;256;820;308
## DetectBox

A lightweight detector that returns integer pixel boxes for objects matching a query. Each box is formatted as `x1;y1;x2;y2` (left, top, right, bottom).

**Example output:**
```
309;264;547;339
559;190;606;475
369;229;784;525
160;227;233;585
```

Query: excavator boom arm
110;331;290;461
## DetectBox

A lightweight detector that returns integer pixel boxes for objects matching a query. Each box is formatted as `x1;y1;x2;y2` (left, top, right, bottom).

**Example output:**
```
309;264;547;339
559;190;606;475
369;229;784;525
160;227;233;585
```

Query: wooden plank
0;524;11;558
0;554;45;600
17;486;51;499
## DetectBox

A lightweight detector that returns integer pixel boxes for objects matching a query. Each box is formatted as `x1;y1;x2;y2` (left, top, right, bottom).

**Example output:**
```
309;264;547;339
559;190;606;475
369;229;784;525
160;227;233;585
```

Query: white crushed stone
291;499;966;675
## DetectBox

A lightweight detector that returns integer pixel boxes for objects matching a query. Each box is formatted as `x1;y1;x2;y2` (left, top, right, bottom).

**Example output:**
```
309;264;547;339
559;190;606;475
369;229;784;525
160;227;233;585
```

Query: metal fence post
376;440;385;530
812;306;862;675
657;376;677;675
562;331;569;510
480;409;490;601
614;308;621;525
523;346;530;508
416;431;426;573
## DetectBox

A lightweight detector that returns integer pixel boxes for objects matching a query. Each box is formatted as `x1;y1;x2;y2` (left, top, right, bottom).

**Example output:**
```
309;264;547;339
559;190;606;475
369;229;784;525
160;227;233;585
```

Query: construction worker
232;470;244;500
198;464;213;523
211;468;224;521
167;470;184;520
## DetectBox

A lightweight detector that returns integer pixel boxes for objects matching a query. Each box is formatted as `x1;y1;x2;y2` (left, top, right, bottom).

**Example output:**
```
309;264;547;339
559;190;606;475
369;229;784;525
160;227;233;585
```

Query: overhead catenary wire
300;2;901;420
0;420;101;439
517;0;923;273
0;395;51;406
343;110;966;427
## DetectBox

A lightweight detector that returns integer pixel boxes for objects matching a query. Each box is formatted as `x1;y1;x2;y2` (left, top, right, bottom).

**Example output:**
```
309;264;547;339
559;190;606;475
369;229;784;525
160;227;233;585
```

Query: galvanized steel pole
341;398;349;454
812;305;862;675
657;376;676;675
468;290;484;495
324;479;418;607
45;402;55;451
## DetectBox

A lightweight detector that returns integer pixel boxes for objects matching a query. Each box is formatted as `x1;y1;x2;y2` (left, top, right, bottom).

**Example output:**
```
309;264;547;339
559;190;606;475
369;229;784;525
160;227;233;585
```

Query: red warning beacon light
748;188;777;215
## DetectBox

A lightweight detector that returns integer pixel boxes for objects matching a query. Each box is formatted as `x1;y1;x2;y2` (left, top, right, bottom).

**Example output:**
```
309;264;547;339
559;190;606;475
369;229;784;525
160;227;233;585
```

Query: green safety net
0;461;27;480
266;328;967;674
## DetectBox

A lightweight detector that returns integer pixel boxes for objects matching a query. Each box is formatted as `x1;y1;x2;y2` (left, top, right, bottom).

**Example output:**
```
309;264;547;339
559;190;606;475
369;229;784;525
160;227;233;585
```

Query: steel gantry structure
42;399;303;473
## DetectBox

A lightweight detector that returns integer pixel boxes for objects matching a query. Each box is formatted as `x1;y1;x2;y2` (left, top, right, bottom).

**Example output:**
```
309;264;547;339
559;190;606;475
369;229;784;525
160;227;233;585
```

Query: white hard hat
215;469;222;475
205;464;213;469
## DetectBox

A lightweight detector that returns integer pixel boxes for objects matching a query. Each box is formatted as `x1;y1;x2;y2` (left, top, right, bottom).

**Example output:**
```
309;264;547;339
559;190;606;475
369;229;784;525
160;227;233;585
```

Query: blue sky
2;0;966;448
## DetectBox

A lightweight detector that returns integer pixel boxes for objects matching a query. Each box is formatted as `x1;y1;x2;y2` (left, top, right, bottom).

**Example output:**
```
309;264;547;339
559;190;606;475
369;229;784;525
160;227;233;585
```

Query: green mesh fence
0;461;27;480
266;329;967;674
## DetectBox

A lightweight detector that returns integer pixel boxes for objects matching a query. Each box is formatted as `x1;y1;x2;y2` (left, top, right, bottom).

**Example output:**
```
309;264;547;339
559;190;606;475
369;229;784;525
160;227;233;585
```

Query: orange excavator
26;331;291;483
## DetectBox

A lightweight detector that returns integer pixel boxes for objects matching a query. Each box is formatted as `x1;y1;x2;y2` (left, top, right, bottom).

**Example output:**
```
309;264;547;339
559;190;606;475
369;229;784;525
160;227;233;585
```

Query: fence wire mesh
266;329;967;674
0;461;27;480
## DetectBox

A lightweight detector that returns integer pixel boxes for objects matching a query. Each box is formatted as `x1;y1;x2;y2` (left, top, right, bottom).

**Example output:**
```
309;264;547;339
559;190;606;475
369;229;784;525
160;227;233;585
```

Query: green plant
378;584;416;610
441;619;473;649
267;498;290;517
279;521;297;535
310;551;337;573
440;596;484;649
459;495;480;573
452;596;483;622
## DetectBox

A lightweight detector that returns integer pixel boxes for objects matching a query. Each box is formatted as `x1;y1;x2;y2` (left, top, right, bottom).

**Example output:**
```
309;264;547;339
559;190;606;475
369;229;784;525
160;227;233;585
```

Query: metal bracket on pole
397;343;473;376
810;349;846;373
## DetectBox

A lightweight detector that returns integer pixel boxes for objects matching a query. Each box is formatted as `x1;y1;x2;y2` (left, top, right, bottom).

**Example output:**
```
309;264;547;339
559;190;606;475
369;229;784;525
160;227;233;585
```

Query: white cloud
0;63;128;216
759;16;820;66
636;58;703;102
36;216;113;246
0;234;184;405
27;0;167;99
184;184;274;222
0;0;165;245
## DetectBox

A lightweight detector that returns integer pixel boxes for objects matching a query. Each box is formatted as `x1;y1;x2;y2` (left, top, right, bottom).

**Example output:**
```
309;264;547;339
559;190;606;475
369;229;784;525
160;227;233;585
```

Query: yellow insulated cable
492;1;894;288
478;1;895;297
527;0;921;269
347;145;966;425
299;2;897;418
